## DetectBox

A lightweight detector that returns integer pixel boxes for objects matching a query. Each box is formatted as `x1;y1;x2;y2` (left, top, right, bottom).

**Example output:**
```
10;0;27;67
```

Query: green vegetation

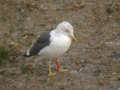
0;45;9;65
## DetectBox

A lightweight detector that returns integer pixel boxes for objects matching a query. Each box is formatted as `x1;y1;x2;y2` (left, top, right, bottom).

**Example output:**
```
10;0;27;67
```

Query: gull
23;21;77;76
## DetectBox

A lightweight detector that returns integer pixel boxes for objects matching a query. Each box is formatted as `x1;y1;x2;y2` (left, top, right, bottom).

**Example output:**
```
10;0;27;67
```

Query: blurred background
0;0;120;90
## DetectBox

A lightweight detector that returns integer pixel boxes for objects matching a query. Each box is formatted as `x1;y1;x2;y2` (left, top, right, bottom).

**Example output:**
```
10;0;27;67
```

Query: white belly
39;35;72;58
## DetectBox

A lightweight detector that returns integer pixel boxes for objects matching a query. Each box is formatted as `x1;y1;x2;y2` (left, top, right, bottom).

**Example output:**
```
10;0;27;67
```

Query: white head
56;21;77;42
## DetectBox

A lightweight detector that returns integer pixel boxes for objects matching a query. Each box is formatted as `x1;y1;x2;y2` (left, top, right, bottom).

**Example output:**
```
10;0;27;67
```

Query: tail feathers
16;52;31;59
22;53;31;57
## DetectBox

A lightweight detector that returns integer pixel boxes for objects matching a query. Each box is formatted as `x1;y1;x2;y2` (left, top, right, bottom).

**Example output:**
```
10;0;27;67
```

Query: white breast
39;32;72;58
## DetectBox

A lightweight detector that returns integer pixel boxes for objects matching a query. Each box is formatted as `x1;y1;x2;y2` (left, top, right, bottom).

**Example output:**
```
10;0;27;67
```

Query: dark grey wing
25;32;51;57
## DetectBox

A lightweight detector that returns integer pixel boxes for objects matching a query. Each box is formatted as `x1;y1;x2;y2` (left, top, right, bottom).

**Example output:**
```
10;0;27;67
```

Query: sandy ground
0;0;120;90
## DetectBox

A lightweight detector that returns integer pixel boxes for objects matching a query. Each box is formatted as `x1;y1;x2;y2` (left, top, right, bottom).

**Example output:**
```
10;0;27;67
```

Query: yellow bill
70;35;77;42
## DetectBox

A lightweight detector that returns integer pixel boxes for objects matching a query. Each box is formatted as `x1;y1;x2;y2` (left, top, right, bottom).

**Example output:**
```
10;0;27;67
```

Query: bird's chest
52;36;71;50
53;38;71;49
49;35;71;56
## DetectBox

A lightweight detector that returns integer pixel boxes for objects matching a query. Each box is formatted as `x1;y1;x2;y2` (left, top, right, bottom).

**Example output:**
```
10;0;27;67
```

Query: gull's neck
51;29;61;34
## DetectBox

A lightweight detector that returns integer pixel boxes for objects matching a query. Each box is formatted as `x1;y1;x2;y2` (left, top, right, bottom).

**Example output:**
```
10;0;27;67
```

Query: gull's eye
65;29;70;33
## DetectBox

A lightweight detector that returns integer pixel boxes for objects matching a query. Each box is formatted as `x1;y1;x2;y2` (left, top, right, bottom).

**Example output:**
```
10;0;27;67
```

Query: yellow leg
55;58;68;72
48;61;56;76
